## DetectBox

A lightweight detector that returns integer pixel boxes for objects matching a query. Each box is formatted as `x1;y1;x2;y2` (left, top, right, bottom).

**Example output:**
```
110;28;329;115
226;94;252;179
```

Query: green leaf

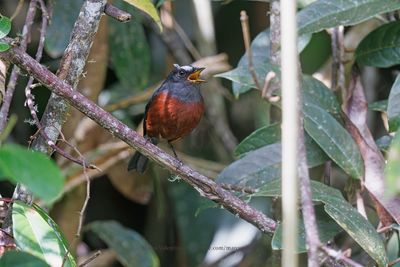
234;123;281;156
0;144;64;204
356;21;400;68
215;30;311;97
255;180;388;267
272;206;342;253
12;202;76;267
376;135;392;152
302;75;342;120
369;100;388;112
0;15;11;39
123;0;162;32
298;0;400;35
385;128;400;197
0;251;50;267
217;141;326;187
303;103;364;179
88;221;159;267
388;74;400;132
0;42;10;52
109;4;151;91
44;0;82;58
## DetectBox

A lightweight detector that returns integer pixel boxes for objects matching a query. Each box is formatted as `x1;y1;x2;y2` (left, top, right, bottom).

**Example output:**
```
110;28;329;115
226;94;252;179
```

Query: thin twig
0;43;278;234
240;10;262;91
0;0;37;133
389;257;400;267
10;0;25;20
79;250;102;267
220;183;257;194
320;246;363;267
104;4;131;22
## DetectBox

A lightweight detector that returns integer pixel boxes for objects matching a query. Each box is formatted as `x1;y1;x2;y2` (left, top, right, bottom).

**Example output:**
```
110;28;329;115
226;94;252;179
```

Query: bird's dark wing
143;81;170;136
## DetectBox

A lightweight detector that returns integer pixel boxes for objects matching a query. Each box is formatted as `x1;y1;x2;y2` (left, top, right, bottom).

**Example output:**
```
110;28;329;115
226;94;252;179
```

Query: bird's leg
168;142;179;158
168;142;183;167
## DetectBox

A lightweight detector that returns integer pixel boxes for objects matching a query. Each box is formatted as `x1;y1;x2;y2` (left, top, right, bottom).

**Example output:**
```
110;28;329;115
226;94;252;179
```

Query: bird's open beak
188;68;206;83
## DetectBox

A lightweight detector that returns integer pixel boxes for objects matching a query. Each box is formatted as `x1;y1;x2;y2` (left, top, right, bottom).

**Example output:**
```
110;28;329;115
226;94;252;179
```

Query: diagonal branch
32;0;107;154
0;44;277;234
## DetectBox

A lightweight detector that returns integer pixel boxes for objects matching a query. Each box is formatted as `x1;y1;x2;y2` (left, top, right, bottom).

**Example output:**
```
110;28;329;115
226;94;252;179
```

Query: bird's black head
169;64;205;84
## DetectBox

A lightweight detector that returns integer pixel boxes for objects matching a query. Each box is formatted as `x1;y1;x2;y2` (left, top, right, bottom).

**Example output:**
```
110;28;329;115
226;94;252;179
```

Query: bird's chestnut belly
145;92;205;141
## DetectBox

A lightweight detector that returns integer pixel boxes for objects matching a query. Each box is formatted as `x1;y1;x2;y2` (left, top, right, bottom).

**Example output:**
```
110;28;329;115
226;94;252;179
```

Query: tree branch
0;0;37;133
32;0;107;154
0;44;278;234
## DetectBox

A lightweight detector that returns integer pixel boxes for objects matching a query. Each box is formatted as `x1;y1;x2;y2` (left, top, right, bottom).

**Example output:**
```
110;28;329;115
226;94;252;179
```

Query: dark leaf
87;221;159;267
298;0;400;35
303;103;364;179
217;141;326;187
255;180;388;266
388;74;400;132
0;144;64;204
216;30;311;97
369;100;388;112
356;21;400;68
123;0;162;32
44;0;83;58
302;75;342;120
376;135;392;152
234;123;280;156
272;206;342;253
0;251;50;267
109;3;151;91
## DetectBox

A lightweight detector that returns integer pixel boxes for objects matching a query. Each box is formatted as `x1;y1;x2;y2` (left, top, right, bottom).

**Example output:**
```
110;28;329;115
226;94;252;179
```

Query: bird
128;64;206;173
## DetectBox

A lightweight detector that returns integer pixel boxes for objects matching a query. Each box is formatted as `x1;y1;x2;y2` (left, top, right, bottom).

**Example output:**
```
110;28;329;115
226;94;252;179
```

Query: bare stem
240;10;262;91
0;0;37;133
320;246;363;267
104;4;131;22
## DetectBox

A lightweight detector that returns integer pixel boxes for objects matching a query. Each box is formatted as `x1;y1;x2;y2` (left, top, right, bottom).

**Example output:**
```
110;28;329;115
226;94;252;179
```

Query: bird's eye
179;70;185;76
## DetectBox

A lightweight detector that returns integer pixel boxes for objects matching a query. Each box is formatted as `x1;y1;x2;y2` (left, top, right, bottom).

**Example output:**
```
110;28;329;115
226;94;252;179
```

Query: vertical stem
280;0;299;266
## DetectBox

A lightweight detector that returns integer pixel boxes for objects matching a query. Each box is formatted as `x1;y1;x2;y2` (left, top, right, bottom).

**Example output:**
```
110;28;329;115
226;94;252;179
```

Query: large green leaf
216;30;311;97
0;15;11;39
297;0;400;35
44;0;82;58
272;206;342;253
88;221;159;267
303;103;364;179
302;75;342;120
217;141;326;187
388;74;400;132
109;3;151;91
0;144;64;204
0;251;50;267
356;21;400;68
123;0;162;32
234;123;281;156
12;202;76;267
385;128;400;197
255;180;388;267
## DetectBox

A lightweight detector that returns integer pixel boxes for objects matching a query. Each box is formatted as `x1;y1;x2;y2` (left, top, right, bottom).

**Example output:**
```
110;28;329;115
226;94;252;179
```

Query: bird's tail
127;152;149;173
127;138;157;173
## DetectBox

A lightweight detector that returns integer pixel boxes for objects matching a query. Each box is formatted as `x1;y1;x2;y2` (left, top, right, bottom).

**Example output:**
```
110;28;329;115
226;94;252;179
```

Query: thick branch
32;0;106;154
0;45;277;234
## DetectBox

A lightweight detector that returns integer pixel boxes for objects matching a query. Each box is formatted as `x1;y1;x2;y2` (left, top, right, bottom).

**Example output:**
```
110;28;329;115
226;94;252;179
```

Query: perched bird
128;64;206;173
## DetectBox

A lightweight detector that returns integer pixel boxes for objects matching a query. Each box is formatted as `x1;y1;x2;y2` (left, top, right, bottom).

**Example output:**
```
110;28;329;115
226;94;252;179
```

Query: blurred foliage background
1;0;399;266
